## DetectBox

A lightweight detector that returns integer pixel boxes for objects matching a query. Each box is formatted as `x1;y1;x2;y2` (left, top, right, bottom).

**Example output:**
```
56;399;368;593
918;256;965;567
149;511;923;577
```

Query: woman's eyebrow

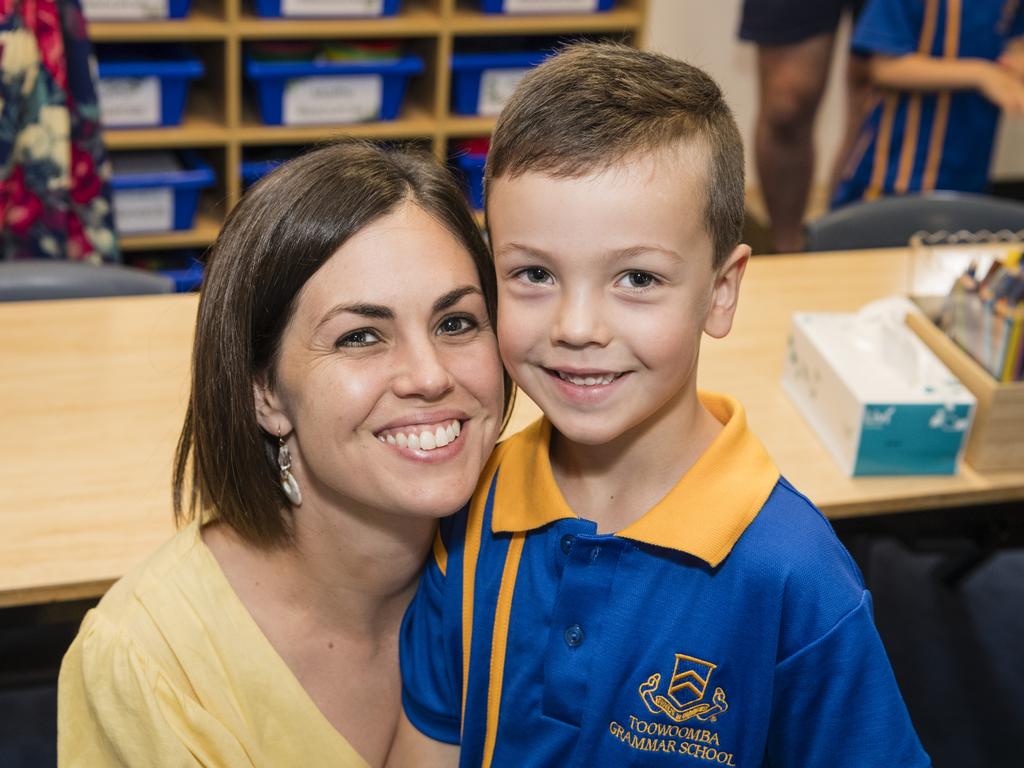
434;285;481;312
314;286;481;331
316;302;393;332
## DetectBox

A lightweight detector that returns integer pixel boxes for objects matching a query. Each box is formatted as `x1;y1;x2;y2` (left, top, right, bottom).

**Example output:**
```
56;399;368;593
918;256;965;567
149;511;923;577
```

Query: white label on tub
98;77;161;128
82;0;169;20
283;75;383;125
502;0;599;13
478;68;530;116
113;188;174;234
281;0;384;17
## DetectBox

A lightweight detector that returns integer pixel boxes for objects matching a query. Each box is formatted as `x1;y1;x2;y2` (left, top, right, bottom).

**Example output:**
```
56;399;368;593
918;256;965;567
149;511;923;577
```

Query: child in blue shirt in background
833;0;1024;206
390;42;930;767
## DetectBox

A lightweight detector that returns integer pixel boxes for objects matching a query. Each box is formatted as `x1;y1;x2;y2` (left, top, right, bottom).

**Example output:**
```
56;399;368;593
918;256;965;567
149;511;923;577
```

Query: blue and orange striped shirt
832;0;1024;207
400;393;929;767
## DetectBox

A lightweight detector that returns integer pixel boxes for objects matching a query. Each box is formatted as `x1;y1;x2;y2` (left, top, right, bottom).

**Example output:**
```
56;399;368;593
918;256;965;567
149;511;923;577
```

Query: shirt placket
541;529;623;727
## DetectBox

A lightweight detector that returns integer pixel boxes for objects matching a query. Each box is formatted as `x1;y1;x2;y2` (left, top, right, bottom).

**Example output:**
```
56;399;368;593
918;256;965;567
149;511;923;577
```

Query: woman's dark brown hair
173;141;508;548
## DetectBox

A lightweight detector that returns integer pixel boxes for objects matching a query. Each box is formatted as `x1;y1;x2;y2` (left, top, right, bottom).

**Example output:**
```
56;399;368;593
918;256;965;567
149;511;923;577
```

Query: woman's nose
391;339;456;400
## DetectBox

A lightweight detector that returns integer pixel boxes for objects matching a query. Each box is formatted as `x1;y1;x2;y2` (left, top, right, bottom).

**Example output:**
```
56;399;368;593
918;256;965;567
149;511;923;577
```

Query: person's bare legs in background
754;34;835;253
742;0;867;253
830;52;873;198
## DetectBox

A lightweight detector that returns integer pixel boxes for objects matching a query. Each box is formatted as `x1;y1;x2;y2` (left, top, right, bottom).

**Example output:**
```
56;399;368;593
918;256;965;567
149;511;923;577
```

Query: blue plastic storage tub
240;158;287;186
245;55;424;125
159;255;205;291
126;251;205;291
450;51;550;116
454;148;487;210
479;0;614;13
109;151;216;234
253;0;401;18
96;46;204;128
82;0;191;21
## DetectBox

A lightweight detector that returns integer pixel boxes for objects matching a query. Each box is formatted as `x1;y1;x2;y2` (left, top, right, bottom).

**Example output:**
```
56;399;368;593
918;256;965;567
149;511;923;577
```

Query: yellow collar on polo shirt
491;391;780;567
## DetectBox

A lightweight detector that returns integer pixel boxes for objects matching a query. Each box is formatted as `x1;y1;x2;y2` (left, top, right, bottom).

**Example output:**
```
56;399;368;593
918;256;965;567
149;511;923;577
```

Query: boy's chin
546;412;629;447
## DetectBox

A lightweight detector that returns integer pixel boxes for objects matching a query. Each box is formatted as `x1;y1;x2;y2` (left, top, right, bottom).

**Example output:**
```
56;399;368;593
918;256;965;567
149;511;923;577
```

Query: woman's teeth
379;420;461;452
557;371;617;386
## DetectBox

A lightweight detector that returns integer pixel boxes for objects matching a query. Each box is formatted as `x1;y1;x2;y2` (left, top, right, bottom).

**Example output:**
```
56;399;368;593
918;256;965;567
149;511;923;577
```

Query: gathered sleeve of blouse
58;610;254;768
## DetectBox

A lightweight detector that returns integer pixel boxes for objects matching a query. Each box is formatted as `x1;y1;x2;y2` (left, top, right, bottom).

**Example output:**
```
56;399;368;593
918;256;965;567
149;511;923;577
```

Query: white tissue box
781;297;976;475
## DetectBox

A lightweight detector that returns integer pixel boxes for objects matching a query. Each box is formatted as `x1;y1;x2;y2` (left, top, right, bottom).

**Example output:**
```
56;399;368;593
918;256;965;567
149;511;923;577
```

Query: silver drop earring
277;431;302;506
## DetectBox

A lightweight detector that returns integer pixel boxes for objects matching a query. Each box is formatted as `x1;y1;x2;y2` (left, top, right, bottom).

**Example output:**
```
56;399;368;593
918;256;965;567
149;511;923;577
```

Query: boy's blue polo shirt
832;0;1024;208
400;392;930;767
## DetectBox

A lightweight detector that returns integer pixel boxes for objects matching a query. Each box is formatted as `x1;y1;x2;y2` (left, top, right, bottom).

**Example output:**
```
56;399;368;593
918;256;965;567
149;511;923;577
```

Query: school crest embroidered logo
639;654;729;723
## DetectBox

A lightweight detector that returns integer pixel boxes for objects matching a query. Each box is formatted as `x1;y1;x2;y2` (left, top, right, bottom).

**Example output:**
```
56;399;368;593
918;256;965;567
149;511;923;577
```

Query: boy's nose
550;291;610;348
391;340;456;400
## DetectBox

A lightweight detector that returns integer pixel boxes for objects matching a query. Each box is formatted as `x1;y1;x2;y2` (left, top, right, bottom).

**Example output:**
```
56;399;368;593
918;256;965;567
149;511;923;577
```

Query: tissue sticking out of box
781;295;976;476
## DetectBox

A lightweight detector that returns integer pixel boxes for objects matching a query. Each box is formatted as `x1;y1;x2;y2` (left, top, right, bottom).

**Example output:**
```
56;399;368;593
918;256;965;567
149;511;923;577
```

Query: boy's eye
617;271;659;290
337;329;381;347
516;267;553;285
437;315;478;335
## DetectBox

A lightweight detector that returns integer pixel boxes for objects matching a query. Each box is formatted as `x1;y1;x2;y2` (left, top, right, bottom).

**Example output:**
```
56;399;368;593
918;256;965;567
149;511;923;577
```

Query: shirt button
564;624;585;648
560;534;575;554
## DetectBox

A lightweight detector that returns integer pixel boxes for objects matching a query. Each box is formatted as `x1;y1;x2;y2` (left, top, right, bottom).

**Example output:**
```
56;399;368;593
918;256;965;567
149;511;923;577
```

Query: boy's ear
253;377;293;437
704;244;750;339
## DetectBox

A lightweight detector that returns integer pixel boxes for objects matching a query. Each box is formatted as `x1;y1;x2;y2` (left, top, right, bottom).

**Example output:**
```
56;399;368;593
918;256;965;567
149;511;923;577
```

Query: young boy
392;43;930;767
832;0;1024;207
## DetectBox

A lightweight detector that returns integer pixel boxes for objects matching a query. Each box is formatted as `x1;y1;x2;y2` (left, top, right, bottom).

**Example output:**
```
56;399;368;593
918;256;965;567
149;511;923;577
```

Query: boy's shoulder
730;476;869;654
738;474;863;585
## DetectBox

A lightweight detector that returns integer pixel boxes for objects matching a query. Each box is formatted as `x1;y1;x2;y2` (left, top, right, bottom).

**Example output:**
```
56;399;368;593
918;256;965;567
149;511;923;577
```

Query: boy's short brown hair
485;42;744;269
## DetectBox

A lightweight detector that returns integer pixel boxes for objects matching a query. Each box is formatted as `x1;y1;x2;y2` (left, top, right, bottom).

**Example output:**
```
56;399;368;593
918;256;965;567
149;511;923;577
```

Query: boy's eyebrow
493;242;551;260
495;242;682;261
610;245;684;261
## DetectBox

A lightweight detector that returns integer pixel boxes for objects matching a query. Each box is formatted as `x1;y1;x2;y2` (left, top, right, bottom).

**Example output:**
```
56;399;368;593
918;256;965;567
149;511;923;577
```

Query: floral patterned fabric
1;0;117;261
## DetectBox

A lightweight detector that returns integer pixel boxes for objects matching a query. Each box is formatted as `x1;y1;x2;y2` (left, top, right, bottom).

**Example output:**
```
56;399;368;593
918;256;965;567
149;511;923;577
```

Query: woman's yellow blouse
57;520;369;767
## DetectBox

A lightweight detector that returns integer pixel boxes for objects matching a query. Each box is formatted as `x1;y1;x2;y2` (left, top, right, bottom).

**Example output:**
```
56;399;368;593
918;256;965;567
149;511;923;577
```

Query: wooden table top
3;248;1022;607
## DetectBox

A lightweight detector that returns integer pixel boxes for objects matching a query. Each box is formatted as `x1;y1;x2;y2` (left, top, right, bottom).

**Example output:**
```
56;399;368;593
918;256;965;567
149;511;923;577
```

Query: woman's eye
337;329;381;347
517;267;553;285
618;271;659;290
438;315;478;335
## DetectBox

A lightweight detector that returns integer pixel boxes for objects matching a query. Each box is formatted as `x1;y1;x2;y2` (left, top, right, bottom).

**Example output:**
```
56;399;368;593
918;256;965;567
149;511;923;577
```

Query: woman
57;143;507;767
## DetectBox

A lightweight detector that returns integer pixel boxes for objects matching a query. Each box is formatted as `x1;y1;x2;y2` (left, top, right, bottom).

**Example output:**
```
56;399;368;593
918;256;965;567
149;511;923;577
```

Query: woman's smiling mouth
376;419;462;451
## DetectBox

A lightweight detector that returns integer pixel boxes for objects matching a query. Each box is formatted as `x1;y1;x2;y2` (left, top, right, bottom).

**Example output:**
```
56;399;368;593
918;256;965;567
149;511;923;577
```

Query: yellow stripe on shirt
461;484;486;730
481;532;525;768
461;445;506;731
896;0;940;192
866;94;898;200
923;0;961;190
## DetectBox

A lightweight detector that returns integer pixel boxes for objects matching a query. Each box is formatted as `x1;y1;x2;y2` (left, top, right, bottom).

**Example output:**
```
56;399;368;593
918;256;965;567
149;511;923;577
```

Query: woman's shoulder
93;519;210;625
72;520;233;682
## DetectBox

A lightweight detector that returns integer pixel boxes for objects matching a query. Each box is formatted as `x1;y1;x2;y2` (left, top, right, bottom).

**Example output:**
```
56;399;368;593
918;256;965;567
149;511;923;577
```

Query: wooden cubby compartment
89;0;647;252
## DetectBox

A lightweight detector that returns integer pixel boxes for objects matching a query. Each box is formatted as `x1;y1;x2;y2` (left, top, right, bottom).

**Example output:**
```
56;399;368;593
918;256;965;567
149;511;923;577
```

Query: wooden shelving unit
91;0;648;252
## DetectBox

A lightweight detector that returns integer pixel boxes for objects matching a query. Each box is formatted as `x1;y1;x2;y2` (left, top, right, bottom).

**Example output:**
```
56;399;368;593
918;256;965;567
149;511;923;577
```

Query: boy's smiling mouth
544;367;627;387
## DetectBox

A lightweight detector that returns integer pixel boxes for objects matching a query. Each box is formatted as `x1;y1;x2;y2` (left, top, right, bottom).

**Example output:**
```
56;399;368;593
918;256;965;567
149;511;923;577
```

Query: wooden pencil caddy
907;311;1024;472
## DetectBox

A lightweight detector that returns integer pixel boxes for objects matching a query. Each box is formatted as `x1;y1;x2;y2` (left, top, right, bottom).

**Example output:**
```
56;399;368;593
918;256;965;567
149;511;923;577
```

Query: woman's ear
253;377;292;437
704;243;750;340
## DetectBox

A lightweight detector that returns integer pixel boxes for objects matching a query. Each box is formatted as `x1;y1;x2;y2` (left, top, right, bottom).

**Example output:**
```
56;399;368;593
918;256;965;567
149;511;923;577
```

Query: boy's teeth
380;420;462;452
558;371;616;386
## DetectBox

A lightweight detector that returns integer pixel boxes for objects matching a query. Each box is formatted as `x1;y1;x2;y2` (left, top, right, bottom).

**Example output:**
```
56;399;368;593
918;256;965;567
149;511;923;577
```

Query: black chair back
805;192;1024;251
